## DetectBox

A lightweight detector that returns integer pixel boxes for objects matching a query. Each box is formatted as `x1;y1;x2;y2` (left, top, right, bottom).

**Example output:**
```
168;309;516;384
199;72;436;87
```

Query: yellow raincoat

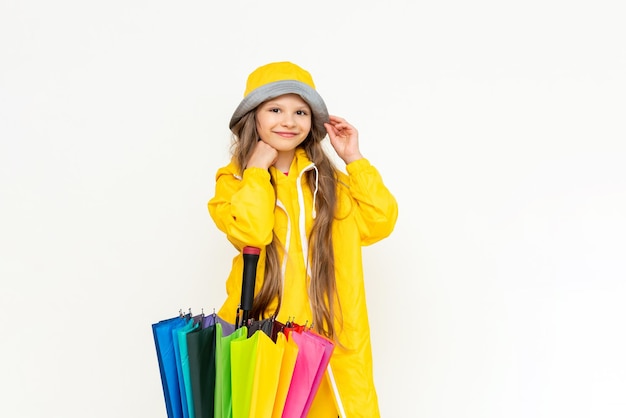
208;148;398;417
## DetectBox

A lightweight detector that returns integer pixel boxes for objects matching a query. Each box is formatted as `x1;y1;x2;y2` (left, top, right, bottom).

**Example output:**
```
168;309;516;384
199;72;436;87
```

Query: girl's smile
274;131;298;138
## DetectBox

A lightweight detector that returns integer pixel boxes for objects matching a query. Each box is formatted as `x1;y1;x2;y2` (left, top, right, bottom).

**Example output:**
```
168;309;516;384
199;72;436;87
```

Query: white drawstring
296;163;318;278
311;165;319;219
327;364;347;417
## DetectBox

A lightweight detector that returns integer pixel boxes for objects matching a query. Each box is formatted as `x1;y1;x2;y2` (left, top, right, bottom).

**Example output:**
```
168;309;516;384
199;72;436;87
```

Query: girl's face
255;94;312;152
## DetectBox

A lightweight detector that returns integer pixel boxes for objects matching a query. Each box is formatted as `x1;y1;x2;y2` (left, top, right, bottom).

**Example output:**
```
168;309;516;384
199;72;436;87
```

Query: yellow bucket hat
229;62;329;135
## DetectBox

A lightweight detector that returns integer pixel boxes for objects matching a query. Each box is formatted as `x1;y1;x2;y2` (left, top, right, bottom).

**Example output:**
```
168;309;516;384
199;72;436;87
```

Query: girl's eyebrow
262;101;282;107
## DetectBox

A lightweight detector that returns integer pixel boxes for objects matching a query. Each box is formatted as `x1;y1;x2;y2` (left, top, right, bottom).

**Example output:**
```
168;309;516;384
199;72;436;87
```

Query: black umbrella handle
239;246;260;328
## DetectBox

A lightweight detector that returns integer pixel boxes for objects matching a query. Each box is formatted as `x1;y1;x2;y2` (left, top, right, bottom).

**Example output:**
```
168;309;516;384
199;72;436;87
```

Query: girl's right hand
245;139;278;170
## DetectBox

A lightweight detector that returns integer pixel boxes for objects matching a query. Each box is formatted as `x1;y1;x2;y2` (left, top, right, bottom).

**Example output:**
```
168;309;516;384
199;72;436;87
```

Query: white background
1;1;625;417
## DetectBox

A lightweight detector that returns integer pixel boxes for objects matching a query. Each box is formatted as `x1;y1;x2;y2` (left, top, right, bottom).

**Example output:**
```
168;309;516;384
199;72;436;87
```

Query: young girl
208;61;398;417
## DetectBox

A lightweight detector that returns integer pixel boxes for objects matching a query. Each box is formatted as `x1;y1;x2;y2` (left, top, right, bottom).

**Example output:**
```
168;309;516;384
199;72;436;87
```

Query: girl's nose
281;114;295;127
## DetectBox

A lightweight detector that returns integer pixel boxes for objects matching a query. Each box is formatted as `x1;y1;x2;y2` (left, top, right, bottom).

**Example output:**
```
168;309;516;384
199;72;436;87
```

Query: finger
330;119;353;131
328;115;347;125
324;122;338;136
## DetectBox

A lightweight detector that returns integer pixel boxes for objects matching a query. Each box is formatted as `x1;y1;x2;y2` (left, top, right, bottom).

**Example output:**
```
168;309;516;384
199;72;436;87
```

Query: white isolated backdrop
1;1;625;417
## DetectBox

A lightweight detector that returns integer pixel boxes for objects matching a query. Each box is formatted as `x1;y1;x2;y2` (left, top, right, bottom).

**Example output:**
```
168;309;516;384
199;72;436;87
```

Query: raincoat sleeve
344;158;398;245
208;164;276;250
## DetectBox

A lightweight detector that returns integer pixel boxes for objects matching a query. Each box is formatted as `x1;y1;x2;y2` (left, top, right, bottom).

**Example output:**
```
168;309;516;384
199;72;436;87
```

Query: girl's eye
269;108;280;113
296;110;308;116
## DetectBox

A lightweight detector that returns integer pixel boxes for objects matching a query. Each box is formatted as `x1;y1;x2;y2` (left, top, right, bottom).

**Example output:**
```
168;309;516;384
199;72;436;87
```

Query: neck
273;150;295;173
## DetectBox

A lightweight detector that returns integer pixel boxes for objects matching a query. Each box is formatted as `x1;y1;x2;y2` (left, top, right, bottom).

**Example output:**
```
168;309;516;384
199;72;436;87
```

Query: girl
208;61;398;417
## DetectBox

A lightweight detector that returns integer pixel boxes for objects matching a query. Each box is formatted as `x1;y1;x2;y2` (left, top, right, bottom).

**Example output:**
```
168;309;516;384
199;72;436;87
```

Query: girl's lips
274;131;298;138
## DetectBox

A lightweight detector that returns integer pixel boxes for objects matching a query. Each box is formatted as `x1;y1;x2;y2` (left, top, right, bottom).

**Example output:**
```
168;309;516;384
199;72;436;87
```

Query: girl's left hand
324;115;364;164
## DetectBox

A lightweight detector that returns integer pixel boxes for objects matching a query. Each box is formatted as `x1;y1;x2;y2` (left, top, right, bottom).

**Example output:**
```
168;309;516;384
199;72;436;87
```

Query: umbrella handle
239;246;260;328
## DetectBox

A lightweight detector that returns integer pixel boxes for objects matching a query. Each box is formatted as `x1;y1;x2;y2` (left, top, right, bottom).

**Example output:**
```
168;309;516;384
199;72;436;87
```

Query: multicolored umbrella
152;247;336;418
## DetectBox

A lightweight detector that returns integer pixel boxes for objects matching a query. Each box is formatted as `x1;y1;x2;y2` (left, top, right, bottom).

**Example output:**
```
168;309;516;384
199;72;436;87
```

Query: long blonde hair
230;110;340;339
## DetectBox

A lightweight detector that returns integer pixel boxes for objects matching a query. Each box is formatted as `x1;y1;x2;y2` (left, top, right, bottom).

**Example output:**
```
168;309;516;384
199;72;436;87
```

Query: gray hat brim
229;80;329;135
